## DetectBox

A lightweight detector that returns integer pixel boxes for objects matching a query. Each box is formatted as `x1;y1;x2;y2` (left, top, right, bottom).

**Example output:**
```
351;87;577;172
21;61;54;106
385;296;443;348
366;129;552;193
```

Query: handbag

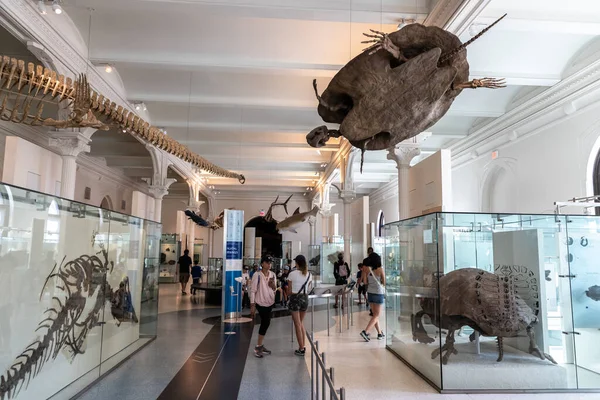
288;274;311;311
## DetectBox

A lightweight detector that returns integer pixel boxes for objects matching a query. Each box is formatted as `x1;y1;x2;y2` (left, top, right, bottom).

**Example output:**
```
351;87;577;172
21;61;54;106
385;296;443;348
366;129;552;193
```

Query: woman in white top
360;252;386;342
286;254;313;356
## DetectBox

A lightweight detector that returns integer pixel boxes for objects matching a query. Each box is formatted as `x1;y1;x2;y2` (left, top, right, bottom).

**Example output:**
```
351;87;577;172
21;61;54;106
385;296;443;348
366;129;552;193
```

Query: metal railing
307;332;345;400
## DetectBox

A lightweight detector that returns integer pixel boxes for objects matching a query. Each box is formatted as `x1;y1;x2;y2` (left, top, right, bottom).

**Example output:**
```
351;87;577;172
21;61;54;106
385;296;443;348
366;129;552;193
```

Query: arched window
594;152;600;215
100;196;113;211
377;210;385;237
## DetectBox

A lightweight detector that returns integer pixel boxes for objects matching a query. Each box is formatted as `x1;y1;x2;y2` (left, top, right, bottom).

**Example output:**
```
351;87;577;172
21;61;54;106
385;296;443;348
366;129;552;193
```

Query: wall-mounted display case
0;183;160;400
384;212;600;393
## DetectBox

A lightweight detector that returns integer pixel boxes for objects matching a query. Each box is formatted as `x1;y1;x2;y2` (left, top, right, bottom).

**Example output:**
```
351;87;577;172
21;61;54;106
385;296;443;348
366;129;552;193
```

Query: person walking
190;262;202;295
177;249;192;295
360;252;386;342
287;255;313;356
250;255;277;358
333;253;350;308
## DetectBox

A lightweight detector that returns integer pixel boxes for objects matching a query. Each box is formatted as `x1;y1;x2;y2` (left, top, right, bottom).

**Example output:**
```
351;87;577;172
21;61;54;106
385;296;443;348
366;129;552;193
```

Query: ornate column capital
148;185;169;200
340;190;356;204
148;178;177;200
387;145;421;168
48;131;92;157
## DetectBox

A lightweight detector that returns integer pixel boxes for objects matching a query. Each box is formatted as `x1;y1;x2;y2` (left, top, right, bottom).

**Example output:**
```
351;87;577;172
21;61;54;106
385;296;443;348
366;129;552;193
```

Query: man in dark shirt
178;249;192;295
333;253;350;308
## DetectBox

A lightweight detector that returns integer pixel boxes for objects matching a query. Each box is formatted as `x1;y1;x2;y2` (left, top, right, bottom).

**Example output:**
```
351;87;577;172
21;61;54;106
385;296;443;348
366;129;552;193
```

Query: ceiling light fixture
38;0;48;14
316;150;322;155
52;0;62;15
104;64;113;73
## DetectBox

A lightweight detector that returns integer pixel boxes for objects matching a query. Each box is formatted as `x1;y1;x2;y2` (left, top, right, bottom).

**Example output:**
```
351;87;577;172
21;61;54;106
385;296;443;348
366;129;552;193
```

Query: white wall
74;166;134;214
212;197;313;258
452;101;600;214
369;181;400;228
2;136;62;194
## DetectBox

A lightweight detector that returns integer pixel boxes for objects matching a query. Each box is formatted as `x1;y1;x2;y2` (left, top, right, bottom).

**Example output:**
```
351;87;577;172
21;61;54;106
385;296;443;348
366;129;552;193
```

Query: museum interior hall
3;0;600;399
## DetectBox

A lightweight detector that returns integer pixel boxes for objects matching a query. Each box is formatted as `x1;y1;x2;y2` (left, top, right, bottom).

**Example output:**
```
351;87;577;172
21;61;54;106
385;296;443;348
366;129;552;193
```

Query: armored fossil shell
438;269;537;337
316;24;468;151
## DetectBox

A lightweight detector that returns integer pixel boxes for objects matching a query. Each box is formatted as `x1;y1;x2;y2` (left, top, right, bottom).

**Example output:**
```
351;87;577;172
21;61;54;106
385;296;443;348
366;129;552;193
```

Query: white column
309;220;315;246
48;132;92;200
148;185;169;223
387;146;421;220
208;228;214;258
341;191;356;265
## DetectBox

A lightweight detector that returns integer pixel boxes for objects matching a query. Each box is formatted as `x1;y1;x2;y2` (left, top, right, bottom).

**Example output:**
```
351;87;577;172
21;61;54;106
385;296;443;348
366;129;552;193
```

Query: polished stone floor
73;285;600;400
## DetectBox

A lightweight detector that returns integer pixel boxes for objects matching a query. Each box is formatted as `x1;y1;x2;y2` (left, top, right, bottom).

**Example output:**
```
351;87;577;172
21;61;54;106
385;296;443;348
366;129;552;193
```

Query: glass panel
207;258;223;287
566;215;600;389
99;211;150;374
320;239;345;285
385;213;442;389
0;183;161;400
438;213;576;391
0;185;106;399
141;221;160;337
308;245;320;274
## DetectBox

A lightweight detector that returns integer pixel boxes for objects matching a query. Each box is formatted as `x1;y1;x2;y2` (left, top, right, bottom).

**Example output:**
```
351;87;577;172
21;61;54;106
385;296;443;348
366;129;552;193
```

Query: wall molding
451;57;600;169
368;177;399;206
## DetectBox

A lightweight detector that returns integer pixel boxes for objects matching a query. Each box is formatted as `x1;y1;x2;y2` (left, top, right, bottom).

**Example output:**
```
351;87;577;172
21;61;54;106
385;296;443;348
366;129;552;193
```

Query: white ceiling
62;0;600;197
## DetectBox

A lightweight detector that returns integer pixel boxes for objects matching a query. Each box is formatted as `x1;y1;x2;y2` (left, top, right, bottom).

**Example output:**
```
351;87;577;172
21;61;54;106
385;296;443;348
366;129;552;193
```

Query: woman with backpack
286;255;313;356
360;252;386;342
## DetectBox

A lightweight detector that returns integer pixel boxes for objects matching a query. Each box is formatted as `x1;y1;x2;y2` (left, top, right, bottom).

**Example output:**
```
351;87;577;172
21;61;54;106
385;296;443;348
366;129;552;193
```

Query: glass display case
207;257;223;287
159;233;180;283
384;212;600;393
320;238;345;284
0;183;160;400
193;239;205;265
308;245;320;274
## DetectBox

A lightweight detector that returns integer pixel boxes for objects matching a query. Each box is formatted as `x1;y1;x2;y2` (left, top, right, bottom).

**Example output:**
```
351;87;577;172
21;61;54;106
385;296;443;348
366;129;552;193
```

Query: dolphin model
276;206;319;233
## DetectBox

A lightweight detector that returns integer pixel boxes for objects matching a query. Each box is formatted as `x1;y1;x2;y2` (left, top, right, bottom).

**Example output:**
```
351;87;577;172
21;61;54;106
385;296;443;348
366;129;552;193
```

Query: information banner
223;209;244;319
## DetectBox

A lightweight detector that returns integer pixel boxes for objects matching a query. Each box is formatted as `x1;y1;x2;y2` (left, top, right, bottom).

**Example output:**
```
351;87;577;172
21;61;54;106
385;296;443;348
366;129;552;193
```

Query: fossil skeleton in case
0;55;244;183
412;269;556;365
0;249;137;400
307;15;507;170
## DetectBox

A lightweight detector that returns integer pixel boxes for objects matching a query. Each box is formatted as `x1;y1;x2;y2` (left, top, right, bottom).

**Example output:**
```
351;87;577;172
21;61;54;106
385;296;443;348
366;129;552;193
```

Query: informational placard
493;229;547;353
223;209;244;319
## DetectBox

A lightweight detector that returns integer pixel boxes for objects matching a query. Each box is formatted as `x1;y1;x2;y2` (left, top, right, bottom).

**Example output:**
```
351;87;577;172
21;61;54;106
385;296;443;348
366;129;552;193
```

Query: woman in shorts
360;253;386;342
286;255;313;356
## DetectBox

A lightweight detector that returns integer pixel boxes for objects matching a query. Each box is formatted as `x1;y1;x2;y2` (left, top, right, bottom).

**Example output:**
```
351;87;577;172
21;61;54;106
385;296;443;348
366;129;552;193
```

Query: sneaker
360;330;370;342
259;345;272;355
369;310;373;316
254;346;264;358
294;348;306;357
378;333;386;340
333;304;339;309
182;292;187;295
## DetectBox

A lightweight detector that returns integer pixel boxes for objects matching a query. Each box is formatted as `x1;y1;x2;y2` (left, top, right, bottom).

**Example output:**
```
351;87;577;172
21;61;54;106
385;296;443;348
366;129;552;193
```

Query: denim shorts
367;293;385;304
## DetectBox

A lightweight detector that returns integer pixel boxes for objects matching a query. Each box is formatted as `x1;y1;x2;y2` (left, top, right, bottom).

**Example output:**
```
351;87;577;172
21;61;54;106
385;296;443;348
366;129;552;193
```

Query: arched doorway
100;195;114;210
245;216;282;258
